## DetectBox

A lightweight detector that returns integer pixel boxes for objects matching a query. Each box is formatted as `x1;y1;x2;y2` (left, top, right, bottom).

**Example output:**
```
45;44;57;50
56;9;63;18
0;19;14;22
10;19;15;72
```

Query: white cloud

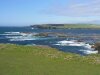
45;0;100;17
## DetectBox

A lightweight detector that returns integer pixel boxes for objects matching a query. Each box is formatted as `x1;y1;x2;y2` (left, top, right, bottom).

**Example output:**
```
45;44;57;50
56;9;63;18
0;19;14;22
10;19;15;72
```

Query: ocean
0;26;100;55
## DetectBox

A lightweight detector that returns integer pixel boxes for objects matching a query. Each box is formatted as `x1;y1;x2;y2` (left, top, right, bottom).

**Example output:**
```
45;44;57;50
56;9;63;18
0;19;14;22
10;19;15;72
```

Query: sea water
0;26;100;55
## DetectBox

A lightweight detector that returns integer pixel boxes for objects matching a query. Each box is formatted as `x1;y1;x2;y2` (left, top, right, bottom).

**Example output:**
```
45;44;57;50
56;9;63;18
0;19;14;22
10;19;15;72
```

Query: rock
94;43;100;53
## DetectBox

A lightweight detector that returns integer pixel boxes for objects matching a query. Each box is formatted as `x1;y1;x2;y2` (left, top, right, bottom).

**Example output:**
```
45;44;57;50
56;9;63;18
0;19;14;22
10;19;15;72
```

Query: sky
0;0;100;26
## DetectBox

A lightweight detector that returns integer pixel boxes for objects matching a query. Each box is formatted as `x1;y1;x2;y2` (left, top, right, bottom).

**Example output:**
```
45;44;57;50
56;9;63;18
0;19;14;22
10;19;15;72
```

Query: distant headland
30;24;100;29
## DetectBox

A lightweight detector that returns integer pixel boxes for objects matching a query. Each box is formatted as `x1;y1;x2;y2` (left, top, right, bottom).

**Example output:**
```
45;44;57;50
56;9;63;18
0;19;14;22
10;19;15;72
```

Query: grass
64;24;100;29
0;44;100;75
36;24;100;29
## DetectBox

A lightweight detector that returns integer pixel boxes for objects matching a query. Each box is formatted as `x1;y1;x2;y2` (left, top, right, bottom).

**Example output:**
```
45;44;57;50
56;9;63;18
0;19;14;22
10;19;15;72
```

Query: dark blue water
0;27;100;55
0;27;100;34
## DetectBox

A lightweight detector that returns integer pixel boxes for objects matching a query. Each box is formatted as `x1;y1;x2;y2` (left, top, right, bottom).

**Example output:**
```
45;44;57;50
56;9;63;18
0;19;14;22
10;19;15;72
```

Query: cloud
45;0;100;17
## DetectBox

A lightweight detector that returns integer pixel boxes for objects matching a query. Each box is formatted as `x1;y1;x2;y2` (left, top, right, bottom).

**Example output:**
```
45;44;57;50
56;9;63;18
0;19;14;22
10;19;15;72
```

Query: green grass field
0;44;100;75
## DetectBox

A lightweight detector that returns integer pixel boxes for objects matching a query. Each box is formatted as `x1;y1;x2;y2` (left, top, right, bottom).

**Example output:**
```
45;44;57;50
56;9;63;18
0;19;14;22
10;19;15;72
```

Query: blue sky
0;0;100;26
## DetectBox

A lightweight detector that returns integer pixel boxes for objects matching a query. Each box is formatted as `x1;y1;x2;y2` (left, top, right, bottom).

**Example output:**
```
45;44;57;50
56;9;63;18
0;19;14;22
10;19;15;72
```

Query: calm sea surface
0;27;100;55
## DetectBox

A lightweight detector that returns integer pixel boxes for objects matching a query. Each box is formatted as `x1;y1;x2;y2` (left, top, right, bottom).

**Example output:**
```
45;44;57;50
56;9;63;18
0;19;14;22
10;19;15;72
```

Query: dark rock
94;43;100;53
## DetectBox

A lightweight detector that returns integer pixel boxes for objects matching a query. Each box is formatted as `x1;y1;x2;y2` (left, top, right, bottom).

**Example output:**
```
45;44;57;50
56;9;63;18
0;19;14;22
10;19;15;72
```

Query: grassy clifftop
0;44;100;75
31;24;100;29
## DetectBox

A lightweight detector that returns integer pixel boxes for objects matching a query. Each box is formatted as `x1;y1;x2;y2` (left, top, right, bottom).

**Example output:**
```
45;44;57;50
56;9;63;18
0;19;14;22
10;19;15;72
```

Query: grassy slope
0;44;100;75
64;24;100;29
41;24;100;29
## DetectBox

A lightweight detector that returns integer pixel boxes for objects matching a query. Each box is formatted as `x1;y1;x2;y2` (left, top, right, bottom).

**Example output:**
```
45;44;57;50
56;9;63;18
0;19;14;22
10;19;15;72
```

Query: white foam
58;40;75;44
5;32;20;34
84;50;98;54
56;40;94;48
10;39;34;41
79;49;98;54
